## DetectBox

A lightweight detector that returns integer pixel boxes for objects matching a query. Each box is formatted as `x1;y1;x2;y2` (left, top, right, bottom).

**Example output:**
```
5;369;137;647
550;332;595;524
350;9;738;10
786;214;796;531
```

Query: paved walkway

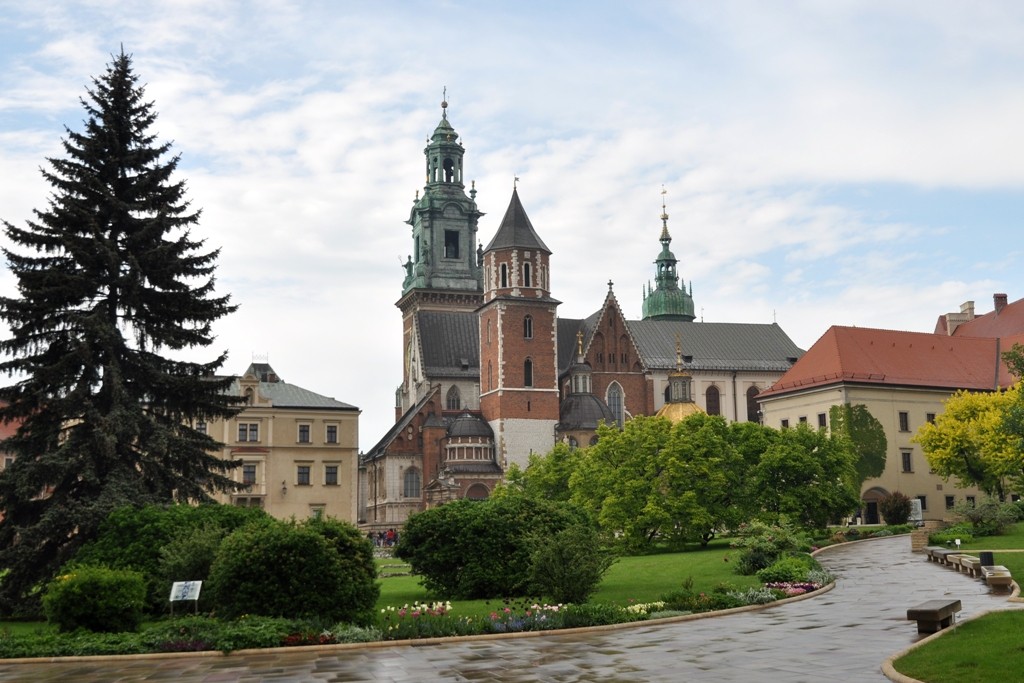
2;536;1021;682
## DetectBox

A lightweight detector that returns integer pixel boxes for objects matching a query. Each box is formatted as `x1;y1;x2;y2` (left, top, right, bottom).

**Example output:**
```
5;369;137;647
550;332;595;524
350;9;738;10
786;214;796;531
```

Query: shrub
42;565;145;633
878;492;912;526
661;578;747;613
528;524;616;604
75;503;269;614
929;523;974;546
953;498;1021;537
396;495;587;599
304;517;380;625
207;518;378;625
756;555;814;583
558;603;638;628
730;520;806;575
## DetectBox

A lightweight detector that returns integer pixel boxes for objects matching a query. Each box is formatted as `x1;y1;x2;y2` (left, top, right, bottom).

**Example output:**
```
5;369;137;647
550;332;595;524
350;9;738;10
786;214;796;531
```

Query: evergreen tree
0;51;241;613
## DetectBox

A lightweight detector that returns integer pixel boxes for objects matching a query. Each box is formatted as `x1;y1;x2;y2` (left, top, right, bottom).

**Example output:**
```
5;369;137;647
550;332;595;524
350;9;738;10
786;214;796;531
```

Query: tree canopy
829;403;887;488
0;51;240;612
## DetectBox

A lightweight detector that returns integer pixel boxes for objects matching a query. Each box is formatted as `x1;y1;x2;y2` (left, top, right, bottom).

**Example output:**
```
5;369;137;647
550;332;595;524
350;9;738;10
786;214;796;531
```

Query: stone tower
641;190;695;321
478;187;560;470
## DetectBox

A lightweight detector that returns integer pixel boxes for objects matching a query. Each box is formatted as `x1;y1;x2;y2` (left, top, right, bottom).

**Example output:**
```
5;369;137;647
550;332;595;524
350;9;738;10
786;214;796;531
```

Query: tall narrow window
242;463;256;485
404;468;421;498
524;359;533;387
817;413;827;428
500;263;508;288
488;361;493;391
746;386;760;422
523;262;532;287
607;383;624;426
706;386;721;416
297;465;311;486
898;411;910;432
446;386;461;411
523;315;533;339
901;450;913;472
325;465;339;486
298;424;311;443
444;230;459;258
325;425;338;443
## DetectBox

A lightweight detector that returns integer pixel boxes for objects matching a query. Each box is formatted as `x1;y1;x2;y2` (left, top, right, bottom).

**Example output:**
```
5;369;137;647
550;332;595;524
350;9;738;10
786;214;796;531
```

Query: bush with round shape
878;491;912;526
208;519;377;625
730;520;806;575
43;565;145;633
528;523;616;604
756;555;814;583
302;516;379;624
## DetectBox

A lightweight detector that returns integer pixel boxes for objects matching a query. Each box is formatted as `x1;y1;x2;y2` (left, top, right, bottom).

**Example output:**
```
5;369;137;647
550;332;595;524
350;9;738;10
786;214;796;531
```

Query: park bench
906;599;961;634
924;546;945;562
981;565;1013;589
929;548;959;565
940;553;965;568
958;555;981;577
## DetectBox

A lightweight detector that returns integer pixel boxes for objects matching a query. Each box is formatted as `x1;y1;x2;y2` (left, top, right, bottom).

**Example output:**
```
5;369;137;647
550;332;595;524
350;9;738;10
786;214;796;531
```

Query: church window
488;361;493;391
664;386;671;404
444;230;459;259
706;386;721;416
500;263;508;288
523;315;533;339
487;319;491;344
403;468;421;498
446;386;461;411
443;157;455;182
746;386;761;422
607;383;624;427
523;262;532;287
524;359;533;387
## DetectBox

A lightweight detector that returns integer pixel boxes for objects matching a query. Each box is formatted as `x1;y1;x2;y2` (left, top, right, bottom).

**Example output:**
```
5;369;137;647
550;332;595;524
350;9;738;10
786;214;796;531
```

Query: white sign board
169;580;202;602
909;499;924;524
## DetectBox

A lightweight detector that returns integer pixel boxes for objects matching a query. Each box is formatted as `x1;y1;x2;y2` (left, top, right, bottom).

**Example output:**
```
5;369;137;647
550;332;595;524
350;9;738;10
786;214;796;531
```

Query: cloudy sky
1;1;1022;450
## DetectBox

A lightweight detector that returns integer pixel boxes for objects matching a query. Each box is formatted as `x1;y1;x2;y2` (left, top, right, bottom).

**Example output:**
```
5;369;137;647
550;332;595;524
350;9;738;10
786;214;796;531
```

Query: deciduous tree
829;403;887;488
0;51;239;612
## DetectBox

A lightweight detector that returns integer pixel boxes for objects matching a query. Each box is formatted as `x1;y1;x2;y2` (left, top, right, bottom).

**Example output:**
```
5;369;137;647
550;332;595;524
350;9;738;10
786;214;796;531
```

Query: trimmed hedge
42;565;145;633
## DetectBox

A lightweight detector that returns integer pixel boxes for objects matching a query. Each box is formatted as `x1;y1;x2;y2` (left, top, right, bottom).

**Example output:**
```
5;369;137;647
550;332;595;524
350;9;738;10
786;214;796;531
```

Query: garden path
1;535;1020;682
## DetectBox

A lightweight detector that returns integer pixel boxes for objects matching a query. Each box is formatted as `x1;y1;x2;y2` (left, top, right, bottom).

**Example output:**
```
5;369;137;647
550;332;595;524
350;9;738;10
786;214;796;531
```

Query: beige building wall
760;383;984;523
207;369;360;522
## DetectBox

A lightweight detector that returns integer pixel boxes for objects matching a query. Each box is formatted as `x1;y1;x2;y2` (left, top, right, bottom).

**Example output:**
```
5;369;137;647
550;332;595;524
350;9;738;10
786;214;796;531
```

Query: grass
893;611;1024;683
955;522;1024;550
373;540;761;620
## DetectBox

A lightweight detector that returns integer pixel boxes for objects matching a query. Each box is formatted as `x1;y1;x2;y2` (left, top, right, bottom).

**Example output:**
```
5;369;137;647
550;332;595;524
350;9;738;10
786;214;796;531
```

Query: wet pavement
1;535;1019;682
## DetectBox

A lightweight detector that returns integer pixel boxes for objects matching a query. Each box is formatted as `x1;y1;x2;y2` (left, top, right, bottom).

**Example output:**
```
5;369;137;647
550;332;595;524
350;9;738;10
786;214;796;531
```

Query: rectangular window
966;496;976;507
917;495;927;511
297;465;311;486
2;456;12;470
444;230;460;259
325;465;339;486
798;416;807;424
326;425;338;444
901;450;912;473
238;423;259;442
242;463;256;485
310;506;325;520
898;411;910;432
926;413;936;424
233;496;264;509
298;424;311;443
817;413;827;428
781;419;789;429
945;495;955;510
195;421;207;435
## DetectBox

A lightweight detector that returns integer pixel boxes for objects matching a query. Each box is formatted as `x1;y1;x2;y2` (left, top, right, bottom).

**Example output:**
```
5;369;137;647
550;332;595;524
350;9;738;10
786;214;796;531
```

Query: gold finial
441;87;448;119
576;330;584;357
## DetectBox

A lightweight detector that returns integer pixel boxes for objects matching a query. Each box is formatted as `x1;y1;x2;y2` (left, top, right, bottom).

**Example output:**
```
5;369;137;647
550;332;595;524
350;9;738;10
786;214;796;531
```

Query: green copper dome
641;197;695;321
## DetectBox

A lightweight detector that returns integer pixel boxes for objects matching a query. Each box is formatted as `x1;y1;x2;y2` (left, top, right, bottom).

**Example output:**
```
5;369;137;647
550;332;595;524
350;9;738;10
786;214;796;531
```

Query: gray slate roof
364;386;441;460
419;310;480;378
484;188;551;253
229;377;358;410
627;320;803;372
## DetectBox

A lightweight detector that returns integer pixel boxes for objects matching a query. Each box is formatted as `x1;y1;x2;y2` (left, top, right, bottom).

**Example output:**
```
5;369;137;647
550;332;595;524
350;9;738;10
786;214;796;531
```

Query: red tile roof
760;326;1021;398
952;296;1024;338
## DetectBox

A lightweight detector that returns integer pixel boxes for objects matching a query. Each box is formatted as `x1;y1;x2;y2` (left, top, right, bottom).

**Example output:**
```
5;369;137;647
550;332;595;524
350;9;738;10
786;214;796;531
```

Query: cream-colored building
206;363;360;521
758;325;1019;523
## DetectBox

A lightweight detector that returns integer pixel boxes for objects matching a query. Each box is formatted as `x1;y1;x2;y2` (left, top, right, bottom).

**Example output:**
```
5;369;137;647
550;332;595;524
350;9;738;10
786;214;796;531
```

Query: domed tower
656;336;704;422
478;186;560;471
557;331;616;448
642;188;696;321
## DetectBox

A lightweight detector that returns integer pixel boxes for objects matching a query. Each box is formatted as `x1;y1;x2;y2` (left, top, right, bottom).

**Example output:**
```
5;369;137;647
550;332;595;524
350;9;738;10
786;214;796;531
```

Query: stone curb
0;582;835;665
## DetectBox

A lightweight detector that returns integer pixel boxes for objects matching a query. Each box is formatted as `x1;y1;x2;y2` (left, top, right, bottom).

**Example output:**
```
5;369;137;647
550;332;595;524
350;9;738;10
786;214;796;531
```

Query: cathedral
357;103;804;530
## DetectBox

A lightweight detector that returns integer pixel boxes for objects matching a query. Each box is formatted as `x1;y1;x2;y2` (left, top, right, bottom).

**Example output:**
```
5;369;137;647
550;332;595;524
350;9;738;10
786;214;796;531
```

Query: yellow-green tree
915;386;1021;499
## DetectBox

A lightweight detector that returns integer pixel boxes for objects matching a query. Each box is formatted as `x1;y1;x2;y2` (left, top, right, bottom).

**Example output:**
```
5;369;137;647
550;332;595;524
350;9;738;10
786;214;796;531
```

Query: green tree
1002;343;1024;379
915;388;1020;499
0;51;240;612
750;423;859;530
495;441;580;502
829;403;887;488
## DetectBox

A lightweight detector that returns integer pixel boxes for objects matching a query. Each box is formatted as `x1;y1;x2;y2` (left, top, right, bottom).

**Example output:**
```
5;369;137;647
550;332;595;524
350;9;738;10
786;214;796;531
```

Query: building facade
207;363;361;521
358;104;805;530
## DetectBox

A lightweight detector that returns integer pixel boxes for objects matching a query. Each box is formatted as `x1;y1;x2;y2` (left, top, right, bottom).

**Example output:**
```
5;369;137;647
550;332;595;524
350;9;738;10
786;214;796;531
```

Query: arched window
446;386;461;411
523;315;533;339
403;468;421;498
706;385;721;416
664;386;671;404
523;262;532;287
488;361;493;391
607;382;623;426
524;358;533;387
500;263;508;288
746;386;761;422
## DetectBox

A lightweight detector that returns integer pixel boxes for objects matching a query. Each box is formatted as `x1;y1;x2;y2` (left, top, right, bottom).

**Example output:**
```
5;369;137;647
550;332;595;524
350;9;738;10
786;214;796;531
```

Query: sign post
169;580;202;616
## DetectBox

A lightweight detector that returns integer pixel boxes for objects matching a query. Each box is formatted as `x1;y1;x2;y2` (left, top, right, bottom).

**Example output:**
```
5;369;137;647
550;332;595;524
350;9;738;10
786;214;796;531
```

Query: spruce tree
0;50;242;613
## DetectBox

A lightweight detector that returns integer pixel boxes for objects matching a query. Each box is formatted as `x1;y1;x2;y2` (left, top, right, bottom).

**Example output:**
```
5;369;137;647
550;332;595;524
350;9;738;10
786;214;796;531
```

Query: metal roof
627;320;804;372
418;310;480;378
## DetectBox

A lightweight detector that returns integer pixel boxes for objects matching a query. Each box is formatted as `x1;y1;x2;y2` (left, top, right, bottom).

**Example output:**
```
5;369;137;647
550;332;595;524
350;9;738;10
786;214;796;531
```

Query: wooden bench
907;599;962;634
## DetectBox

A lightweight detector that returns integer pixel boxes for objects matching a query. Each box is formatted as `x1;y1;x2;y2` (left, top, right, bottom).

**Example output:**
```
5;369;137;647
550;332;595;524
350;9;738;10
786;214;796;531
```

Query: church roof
656;401;704;422
364;386;441;460
558;393;616;431
484;188;551;253
627;320;803;372
759;326;1021;399
418;310;479;378
447;412;493;438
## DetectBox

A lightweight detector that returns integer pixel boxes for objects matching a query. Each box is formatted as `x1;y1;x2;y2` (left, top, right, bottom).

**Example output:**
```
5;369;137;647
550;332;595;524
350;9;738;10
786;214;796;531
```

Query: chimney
959;301;975;317
994;293;1008;314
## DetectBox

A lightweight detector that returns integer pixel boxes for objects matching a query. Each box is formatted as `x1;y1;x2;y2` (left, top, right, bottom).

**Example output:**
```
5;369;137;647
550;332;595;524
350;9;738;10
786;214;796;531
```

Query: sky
0;1;1022;451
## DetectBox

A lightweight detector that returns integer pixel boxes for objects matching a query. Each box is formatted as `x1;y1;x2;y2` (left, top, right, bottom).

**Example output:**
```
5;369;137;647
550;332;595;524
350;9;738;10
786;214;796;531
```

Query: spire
484;187;550;253
641;186;695;321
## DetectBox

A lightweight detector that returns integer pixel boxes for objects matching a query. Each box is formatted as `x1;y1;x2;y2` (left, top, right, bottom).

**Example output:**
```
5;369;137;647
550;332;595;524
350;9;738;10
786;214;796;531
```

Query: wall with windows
759;383;984;522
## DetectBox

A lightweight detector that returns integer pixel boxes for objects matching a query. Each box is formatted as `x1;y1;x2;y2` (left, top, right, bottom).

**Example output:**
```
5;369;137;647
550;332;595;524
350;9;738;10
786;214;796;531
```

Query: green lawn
956;522;1024;550
374;540;761;619
893;611;1024;683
